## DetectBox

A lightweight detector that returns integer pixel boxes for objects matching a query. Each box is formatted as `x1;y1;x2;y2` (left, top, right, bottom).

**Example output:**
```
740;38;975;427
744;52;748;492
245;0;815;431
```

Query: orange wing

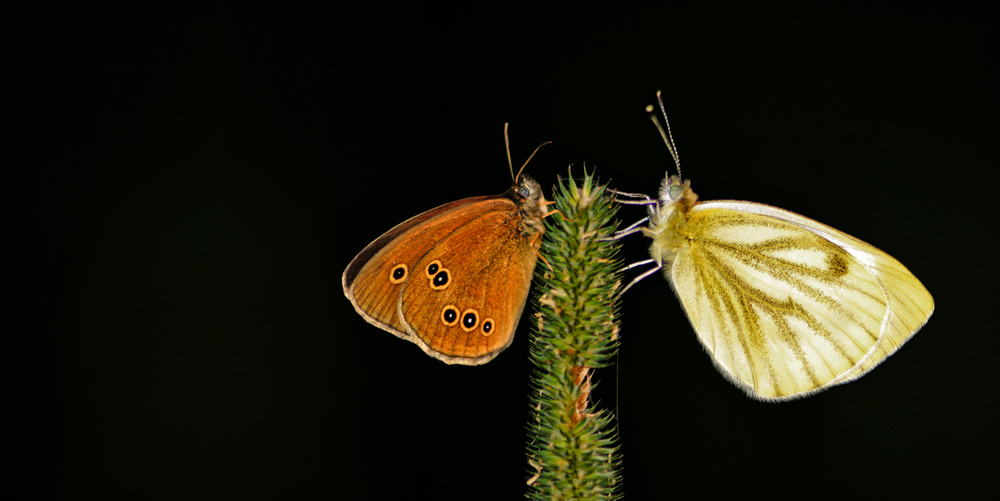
399;210;538;364
344;196;537;364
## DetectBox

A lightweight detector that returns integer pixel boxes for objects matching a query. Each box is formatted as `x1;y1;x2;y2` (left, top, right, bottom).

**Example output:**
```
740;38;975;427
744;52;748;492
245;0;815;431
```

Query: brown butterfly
343;126;554;365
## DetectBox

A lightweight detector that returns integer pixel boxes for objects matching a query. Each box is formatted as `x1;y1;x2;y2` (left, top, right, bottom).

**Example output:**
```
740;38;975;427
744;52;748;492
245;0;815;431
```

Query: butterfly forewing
719;201;936;385
667;203;932;400
706;200;935;381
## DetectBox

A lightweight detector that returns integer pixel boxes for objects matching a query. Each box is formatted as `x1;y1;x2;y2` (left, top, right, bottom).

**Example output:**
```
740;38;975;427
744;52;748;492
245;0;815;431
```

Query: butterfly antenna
505;123;515;183
647;90;682;178
515;140;553;183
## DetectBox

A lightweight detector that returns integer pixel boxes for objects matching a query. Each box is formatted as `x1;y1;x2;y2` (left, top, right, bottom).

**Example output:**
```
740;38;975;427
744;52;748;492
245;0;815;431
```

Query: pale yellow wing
667;201;933;401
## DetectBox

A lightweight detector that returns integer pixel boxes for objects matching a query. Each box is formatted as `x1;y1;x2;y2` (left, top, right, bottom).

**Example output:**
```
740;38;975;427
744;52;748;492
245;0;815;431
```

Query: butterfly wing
398;209;538;364
343;196;538;365
666;201;933;400
344;195;499;338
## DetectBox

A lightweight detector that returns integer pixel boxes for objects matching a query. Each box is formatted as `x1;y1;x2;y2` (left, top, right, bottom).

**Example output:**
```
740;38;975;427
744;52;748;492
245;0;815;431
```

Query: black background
9;4;997;499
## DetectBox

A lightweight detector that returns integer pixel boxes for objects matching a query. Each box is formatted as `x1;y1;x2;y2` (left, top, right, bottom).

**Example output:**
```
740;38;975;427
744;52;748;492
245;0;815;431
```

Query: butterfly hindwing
343;196;505;339
399;208;538;364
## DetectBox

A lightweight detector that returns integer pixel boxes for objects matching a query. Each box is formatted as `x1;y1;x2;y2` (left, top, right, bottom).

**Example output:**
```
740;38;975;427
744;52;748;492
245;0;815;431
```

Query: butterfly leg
602;216;650;241
528;231;555;273
611;190;659;207
615;199;659;207
620;258;655;271
538;200;578;223
617;262;663;297
610;189;652;200
610;191;659;211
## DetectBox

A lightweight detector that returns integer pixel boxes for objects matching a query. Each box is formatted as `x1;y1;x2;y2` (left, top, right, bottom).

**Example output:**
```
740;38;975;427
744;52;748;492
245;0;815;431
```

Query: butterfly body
343;174;547;365
644;174;934;400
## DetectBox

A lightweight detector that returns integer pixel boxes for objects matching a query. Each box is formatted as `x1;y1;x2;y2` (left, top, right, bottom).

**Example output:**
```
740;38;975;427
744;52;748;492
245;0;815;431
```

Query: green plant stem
526;168;622;501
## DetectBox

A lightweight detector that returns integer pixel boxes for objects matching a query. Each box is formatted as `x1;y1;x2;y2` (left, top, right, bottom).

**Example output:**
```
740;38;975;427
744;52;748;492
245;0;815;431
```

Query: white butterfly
615;92;934;401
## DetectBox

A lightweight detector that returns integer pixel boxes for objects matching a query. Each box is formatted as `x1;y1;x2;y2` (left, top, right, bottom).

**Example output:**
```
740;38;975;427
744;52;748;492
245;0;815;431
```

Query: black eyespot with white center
460;309;479;332
441;305;459;326
389;264;408;284
425;260;451;290
433;270;449;287
481;318;495;336
425;260;442;279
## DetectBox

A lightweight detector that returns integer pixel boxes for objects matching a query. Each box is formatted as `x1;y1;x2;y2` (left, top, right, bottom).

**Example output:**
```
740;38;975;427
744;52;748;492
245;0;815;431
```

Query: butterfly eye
481;318;495;336
460;309;480;332
430;269;450;290
389;264;408;284
517;186;530;198
667;183;683;200
425;260;442;278
440;305;459;326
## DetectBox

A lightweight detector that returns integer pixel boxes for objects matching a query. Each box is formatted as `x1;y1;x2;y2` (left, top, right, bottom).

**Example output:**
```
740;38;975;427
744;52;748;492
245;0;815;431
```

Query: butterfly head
510;173;546;214
505;173;548;245
643;174;700;268
653;174;698;220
